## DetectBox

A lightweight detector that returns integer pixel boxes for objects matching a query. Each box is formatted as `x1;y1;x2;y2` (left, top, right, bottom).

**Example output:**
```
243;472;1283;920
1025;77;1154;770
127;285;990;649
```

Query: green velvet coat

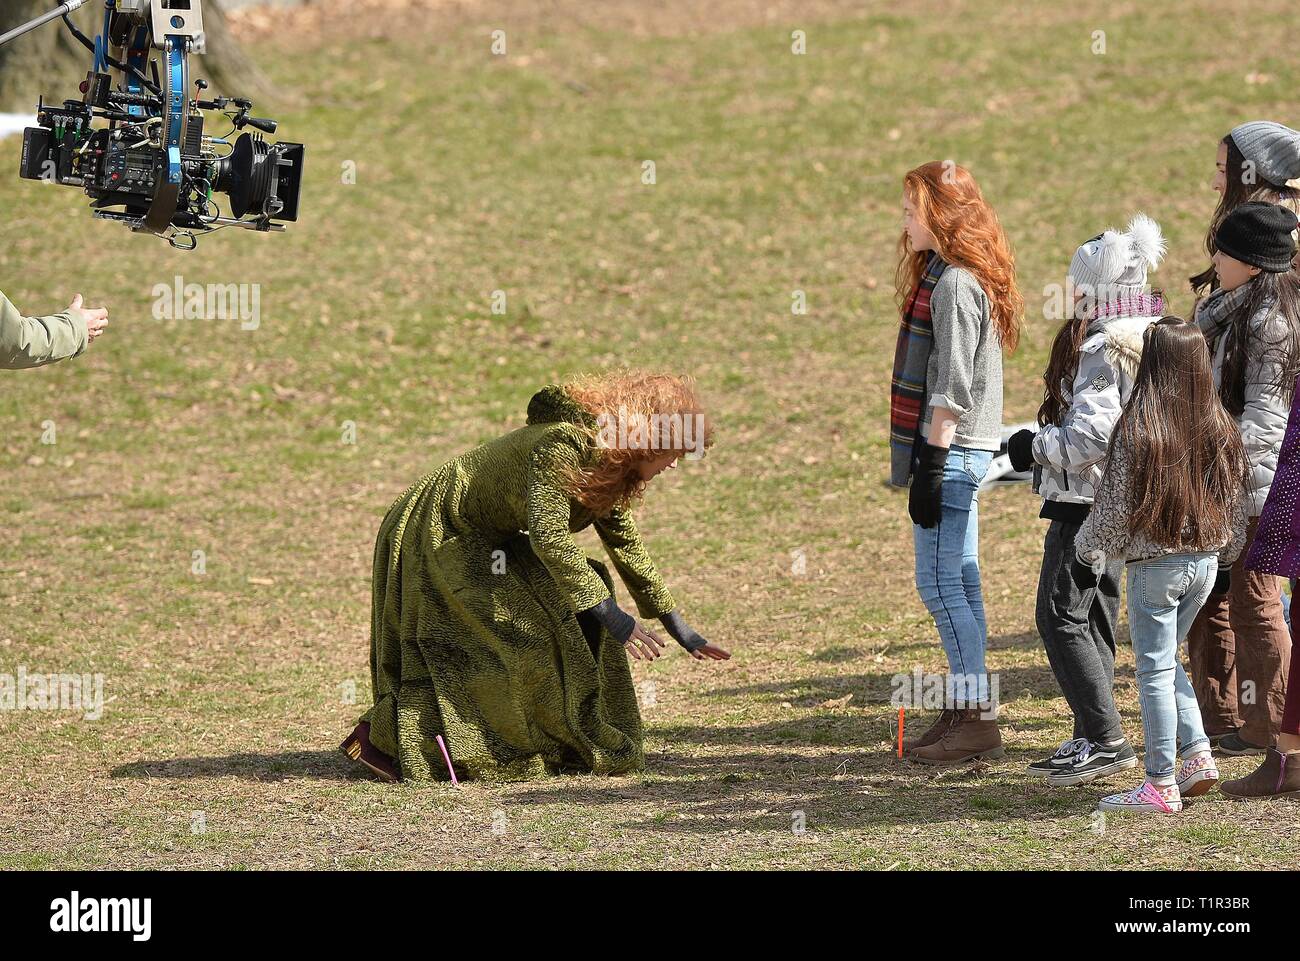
362;386;676;781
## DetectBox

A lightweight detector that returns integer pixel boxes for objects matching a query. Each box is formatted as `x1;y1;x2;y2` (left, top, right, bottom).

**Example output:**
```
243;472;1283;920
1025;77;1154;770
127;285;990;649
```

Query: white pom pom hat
1068;212;1167;300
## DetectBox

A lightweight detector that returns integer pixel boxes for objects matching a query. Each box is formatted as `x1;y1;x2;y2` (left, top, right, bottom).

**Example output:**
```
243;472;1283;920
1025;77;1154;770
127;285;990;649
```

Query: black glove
1007;429;1037;473
582;596;635;643
1071;556;1098;589
660;609;708;652
908;443;947;529
1211;568;1231;597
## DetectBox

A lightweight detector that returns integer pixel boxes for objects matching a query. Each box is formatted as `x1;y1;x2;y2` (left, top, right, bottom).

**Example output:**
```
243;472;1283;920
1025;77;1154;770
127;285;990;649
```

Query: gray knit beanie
1229;121;1300;187
1068;212;1167;300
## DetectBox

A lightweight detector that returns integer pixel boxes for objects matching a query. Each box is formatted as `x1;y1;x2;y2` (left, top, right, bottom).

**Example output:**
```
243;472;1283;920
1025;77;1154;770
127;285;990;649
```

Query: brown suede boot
902;710;954;754
909;708;1005;766
1220;748;1300;800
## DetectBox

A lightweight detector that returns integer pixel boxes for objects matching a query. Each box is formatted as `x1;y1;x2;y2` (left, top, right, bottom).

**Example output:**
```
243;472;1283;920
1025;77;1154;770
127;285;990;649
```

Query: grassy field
1;0;1298;870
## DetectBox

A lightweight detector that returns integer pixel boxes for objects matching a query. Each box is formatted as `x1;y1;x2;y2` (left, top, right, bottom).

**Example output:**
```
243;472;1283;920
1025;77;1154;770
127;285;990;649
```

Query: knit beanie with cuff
1229;121;1300;188
1214;201;1300;273
1068;212;1167;306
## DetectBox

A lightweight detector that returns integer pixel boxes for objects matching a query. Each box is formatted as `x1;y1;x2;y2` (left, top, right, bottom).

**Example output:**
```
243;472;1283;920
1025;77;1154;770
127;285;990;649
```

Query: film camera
5;1;304;249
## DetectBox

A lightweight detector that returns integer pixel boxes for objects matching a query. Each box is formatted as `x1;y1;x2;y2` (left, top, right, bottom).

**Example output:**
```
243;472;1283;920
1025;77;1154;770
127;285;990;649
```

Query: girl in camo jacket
1006;214;1167;787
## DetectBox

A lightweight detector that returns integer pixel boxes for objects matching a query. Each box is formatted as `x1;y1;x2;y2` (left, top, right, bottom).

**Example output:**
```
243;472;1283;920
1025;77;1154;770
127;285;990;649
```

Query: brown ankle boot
902;709;954;754
909;708;1005;766
1220;748;1300;799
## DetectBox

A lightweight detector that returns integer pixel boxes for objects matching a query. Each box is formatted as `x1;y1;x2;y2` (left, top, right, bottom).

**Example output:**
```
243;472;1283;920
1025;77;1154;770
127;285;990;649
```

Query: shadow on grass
708;663;1094;708
503;747;1112;832
110;750;367;782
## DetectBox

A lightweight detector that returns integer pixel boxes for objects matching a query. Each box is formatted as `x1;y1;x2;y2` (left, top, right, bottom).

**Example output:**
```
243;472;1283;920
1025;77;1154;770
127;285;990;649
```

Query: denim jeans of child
1127;553;1217;781
913;444;994;706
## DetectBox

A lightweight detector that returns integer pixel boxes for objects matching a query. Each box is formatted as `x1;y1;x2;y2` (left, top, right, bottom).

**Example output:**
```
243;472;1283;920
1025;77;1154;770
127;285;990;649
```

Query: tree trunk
0;0;272;112
0;1;96;112
192;0;276;106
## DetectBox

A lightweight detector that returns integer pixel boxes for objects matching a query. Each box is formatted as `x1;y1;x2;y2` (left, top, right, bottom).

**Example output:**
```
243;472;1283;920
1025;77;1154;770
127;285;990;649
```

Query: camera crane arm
0;1;91;49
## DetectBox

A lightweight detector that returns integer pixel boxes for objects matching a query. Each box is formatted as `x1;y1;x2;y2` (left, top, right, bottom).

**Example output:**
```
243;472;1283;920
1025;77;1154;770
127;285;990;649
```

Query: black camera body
20;93;304;232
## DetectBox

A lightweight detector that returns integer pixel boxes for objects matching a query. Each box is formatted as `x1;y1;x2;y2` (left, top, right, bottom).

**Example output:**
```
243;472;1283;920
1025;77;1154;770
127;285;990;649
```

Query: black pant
576;608;603;657
1035;519;1125;744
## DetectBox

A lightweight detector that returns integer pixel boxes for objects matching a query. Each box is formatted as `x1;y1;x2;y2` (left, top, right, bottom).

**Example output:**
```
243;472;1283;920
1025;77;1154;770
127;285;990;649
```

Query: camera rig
3;0;304;249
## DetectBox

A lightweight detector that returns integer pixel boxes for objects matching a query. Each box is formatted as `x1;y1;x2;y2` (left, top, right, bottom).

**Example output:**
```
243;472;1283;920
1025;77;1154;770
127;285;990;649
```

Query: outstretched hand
69;294;109;343
660;610;730;661
624;622;667;661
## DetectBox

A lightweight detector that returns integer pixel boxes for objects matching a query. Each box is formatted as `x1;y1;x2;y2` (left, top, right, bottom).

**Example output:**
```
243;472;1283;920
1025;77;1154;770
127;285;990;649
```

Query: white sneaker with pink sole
1175;752;1220;798
1097;780;1183;813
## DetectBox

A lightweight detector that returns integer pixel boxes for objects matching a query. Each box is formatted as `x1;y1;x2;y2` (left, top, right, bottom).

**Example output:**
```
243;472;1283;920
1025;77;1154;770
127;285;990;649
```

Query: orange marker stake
897;708;905;758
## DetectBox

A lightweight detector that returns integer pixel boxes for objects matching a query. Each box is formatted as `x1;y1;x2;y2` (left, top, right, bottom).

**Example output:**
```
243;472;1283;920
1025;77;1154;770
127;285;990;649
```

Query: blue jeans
1127;554;1216;781
913;444;994;706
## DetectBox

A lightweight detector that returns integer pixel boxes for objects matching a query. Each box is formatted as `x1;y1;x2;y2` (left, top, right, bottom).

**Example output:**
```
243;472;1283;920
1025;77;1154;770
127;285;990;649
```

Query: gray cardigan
920;266;1003;451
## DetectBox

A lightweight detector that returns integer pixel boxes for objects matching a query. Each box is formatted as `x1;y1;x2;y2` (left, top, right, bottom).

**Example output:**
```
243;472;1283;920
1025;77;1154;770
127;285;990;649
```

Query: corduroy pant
1187;518;1293;746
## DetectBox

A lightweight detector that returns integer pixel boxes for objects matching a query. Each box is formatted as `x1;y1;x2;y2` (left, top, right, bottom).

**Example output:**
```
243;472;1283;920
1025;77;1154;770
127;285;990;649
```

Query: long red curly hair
895;162;1023;352
562;371;713;515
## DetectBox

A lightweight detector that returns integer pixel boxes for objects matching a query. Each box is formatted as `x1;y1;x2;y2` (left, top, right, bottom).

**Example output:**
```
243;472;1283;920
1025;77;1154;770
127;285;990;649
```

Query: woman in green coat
341;371;728;782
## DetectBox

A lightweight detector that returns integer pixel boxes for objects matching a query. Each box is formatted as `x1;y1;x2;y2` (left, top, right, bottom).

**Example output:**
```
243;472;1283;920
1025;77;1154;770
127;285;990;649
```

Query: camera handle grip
235;115;279;135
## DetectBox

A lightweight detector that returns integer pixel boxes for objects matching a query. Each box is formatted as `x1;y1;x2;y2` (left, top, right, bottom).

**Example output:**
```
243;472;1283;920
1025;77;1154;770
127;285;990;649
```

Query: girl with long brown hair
1006;215;1167;786
891;161;1022;766
1076;317;1249;813
341;371;728;782
1189;122;1300;298
1186;201;1300;757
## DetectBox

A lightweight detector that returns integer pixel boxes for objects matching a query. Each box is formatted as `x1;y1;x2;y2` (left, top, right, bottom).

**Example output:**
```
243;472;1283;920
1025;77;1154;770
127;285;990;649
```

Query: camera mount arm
0;1;91;48
0;1;198;236
104;2;207;236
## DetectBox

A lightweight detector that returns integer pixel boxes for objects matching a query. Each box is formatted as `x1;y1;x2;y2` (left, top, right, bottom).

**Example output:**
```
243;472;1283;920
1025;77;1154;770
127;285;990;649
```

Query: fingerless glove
660;609;708;652
582;596;635;643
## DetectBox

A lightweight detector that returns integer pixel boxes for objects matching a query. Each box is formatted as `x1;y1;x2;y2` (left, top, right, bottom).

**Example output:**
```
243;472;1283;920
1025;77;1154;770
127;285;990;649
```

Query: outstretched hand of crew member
69;294;109;343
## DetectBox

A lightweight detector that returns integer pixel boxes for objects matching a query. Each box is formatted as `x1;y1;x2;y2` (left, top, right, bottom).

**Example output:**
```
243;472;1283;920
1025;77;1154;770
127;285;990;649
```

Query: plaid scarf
890;252;947;487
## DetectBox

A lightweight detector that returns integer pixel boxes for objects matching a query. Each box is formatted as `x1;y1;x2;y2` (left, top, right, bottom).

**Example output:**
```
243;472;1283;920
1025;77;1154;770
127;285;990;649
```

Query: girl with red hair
892;161;1023;765
341;372;727;782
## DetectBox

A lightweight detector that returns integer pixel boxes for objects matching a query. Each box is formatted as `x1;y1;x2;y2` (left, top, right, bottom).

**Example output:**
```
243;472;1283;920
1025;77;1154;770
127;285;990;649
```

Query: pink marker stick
435;734;459;785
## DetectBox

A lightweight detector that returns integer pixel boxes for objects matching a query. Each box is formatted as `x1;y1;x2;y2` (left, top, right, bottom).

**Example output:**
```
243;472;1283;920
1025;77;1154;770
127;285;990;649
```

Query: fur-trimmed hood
1101;315;1152;383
